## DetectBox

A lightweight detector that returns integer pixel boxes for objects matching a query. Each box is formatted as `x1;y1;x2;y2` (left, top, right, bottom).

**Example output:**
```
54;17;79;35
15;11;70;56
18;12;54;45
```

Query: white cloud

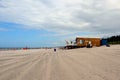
0;0;120;37
105;0;120;9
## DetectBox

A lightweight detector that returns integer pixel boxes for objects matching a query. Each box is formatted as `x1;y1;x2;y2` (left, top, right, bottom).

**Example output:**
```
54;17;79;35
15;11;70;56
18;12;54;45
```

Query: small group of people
86;41;92;48
86;44;92;48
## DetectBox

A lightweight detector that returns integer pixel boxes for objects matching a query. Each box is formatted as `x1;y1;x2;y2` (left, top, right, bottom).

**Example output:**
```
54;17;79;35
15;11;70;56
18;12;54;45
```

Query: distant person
54;48;56;52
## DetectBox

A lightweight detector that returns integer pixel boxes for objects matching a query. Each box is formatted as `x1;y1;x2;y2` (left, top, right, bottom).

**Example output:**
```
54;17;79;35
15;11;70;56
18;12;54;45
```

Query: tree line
104;35;120;44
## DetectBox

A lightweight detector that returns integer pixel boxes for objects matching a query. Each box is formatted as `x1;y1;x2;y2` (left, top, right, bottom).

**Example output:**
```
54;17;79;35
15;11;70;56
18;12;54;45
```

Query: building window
80;40;84;44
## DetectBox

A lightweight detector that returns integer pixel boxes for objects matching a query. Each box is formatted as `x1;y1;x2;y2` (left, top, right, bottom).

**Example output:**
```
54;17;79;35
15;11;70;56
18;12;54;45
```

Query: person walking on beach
54;48;56;52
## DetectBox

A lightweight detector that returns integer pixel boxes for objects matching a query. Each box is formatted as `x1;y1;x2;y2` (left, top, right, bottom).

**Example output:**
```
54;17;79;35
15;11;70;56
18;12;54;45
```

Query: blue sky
0;22;64;47
0;0;120;47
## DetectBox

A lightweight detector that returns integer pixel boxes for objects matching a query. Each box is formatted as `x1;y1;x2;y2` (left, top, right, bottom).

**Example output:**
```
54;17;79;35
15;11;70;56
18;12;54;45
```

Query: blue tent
101;39;108;45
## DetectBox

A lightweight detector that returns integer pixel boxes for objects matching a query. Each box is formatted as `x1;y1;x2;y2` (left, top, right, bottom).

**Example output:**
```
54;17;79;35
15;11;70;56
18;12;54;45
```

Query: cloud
0;0;120;36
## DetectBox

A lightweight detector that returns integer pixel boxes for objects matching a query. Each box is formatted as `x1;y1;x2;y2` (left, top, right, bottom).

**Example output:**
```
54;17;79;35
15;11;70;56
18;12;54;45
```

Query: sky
0;0;120;47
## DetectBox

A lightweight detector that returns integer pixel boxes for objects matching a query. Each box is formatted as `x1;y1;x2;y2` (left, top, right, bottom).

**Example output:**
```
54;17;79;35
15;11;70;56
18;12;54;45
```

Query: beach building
76;37;101;47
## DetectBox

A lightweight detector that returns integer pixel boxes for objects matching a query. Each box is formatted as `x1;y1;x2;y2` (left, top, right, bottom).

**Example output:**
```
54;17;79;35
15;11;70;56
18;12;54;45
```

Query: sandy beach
0;45;120;80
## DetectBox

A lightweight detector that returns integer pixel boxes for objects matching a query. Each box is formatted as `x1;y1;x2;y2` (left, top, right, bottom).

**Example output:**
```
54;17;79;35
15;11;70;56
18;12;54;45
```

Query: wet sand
0;45;120;80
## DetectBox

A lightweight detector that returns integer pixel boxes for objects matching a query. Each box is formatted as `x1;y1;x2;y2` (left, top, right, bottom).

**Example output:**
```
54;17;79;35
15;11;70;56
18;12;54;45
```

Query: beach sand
0;45;120;80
